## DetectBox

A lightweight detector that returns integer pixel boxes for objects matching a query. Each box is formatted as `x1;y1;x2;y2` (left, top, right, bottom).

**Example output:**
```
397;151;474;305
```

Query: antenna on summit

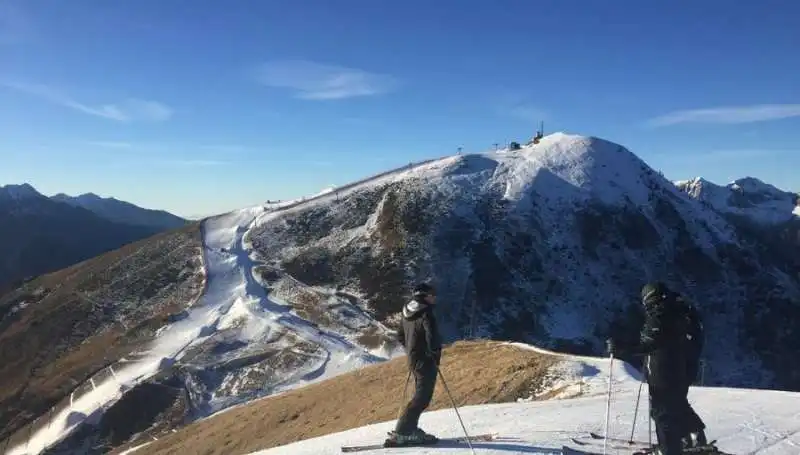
533;121;544;144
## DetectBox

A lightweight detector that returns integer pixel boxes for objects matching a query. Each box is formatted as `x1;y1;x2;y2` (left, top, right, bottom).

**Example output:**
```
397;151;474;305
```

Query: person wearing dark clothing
607;282;691;455
675;294;707;447
389;283;442;446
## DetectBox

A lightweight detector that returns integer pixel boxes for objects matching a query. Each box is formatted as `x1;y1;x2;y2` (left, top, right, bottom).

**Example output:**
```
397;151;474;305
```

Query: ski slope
251;346;800;454
5;157;442;455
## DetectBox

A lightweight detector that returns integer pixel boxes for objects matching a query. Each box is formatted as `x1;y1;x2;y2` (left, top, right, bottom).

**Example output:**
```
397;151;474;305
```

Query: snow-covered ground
252;345;800;454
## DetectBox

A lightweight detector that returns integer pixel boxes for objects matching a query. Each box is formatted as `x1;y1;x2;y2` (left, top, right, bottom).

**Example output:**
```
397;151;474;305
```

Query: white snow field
251;344;800;455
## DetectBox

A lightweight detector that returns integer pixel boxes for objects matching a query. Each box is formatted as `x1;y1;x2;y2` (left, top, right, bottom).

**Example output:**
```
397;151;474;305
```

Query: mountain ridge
1;132;799;455
0;183;188;290
50;191;187;230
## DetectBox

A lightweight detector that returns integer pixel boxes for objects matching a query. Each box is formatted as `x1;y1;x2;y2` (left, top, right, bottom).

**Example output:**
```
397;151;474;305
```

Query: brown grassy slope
0;223;204;440
131;340;556;455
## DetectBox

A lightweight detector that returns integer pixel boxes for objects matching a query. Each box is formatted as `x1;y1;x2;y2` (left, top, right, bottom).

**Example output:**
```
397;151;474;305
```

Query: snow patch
250;351;800;455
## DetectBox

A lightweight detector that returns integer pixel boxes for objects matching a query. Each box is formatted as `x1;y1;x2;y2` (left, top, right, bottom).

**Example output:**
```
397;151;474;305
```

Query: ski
588;431;651;445
340;432;498;452
565;444;730;455
571;436;651;449
585;432;728;454
631;443;728;455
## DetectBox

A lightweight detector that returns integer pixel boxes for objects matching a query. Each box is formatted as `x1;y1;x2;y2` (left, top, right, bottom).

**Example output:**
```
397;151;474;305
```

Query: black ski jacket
397;300;442;367
681;297;704;382
628;298;689;389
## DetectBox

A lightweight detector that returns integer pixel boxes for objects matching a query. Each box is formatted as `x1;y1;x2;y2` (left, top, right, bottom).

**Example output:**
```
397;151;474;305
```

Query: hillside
111;341;556;455
247;345;800;455
0;224;204;445
0;184;174;290
51;192;187;231
2;132;799;455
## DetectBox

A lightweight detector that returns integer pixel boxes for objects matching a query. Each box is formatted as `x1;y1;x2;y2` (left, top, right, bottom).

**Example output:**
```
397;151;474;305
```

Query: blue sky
0;0;798;218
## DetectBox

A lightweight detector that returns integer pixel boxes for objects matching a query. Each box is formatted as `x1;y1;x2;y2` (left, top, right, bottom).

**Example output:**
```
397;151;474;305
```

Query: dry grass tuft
127;340;556;455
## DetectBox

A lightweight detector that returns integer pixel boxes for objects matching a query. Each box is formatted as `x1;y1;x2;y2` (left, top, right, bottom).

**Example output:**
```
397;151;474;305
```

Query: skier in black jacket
388;282;442;447
607;282;690;455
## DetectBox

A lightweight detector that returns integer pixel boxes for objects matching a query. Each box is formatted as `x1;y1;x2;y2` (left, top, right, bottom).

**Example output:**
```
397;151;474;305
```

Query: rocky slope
0;184;177;290
248;133;800;391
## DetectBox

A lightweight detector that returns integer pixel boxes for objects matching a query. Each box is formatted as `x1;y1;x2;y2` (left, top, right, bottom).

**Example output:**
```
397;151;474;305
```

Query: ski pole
648;389;653;447
629;374;644;443
646;357;652;448
603;353;614;455
434;361;476;455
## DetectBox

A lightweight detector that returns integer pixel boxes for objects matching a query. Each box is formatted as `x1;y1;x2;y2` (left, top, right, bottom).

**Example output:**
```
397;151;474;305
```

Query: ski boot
383;428;437;447
682;429;708;449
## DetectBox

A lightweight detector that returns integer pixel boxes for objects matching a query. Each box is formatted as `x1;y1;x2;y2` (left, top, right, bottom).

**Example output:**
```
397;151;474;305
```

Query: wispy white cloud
255;59;398;100
647;104;800;127
0;80;173;122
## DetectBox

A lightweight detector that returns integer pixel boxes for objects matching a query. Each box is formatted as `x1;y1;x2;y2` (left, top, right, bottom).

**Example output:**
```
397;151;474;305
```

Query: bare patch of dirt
355;326;388;350
119;340;556;455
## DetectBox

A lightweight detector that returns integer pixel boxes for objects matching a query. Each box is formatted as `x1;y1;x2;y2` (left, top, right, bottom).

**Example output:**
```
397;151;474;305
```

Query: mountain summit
676;176;798;225
0;183;43;201
1;133;799;455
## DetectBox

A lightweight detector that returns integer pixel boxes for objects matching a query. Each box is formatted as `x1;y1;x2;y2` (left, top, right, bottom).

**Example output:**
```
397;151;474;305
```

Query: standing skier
607;282;691;455
677;293;708;447
388;282;442;447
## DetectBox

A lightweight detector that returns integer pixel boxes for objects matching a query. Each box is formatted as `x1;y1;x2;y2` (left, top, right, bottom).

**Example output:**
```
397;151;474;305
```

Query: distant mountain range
51;192;186;231
0;183;187;290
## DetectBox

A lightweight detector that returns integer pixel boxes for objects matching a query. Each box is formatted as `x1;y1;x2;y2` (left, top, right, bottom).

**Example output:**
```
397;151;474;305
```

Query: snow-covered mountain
0;183;169;290
246;133;800;390
2;133;800;455
675;176;798;226
51;192;187;231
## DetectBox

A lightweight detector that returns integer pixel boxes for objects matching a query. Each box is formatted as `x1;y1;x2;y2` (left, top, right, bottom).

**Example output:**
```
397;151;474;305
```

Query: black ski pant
649;384;685;455
679;381;705;437
395;359;437;435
